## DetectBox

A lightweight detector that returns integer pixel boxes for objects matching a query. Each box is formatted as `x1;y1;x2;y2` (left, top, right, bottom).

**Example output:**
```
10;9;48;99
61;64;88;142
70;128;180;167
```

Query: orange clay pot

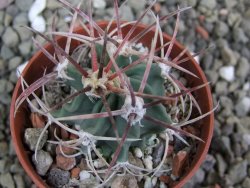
10;22;214;188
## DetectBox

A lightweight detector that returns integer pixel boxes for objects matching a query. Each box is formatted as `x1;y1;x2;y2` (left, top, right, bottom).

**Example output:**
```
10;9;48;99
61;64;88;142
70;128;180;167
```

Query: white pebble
160;181;167;188
134;147;143;158
93;159;106;169
243;134;250;146
16;61;28;78
28;0;46;32
143;156;153;170
28;0;46;21
79;171;91;181
243;82;250;91
219;66;235;82
93;0;106;9
144;177;153;188
31;16;46;33
151;177;158;187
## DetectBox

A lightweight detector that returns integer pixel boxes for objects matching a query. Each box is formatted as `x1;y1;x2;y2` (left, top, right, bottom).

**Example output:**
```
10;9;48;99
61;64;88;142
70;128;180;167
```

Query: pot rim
10;21;214;188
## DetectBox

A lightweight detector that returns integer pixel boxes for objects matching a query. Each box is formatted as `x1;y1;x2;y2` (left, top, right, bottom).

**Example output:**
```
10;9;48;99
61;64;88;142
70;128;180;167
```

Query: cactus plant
13;0;216;186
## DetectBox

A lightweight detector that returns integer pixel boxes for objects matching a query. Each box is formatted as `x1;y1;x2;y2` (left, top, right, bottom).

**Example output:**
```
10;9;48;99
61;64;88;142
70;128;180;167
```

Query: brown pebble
69;133;79;140
183;126;200;136
196;25;209;40
153;3;161;13
71;167;81;179
56;155;76;171
56;145;76;155
60;128;69;140
159;175;170;184
199;15;205;23
214;184;221;188
30;113;45;128
167;145;174;157
172;150;188;177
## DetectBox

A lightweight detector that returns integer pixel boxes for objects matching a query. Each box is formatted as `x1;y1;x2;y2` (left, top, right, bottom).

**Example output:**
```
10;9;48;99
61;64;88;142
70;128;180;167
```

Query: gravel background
0;0;250;187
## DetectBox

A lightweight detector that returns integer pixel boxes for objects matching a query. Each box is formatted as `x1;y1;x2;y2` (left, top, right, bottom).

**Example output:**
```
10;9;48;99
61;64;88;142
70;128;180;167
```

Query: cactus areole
10;21;214;188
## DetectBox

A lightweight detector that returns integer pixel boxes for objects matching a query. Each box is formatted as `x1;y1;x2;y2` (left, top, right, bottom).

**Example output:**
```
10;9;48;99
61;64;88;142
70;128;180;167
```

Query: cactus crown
15;0;216;186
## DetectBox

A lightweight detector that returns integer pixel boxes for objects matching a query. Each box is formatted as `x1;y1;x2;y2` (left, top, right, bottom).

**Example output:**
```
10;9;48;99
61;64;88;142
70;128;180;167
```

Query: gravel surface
0;0;250;187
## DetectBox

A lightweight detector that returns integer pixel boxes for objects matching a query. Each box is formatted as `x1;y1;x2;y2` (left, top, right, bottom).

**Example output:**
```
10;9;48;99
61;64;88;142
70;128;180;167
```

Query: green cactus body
53;44;172;162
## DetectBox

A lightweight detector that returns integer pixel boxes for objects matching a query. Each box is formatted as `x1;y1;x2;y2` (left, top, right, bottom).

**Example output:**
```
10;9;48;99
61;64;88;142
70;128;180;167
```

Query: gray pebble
227;12;242;28
0;79;7;93
6;4;19;17
13;174;25;188
225;0;237;9
191;168;205;183
0;11;4;23
18;40;32;56
0;141;8;158
187;0;197;7
9;71;18;83
242;177;250;188
0;25;4;36
199;0;217;9
205;70;218;83
16;0;33;11
202;154;216;171
47;168;70;187
205;171;219;185
0;0;14;10
46;0;61;9
13;12;28;26
0;45;14;60
228;80;241;93
111;175;138;188
0;159;7;173
228;160;248;184
221;45;238;65
128;0;146;12
214;21;229;37
233;28;249;43
24;128;48;151
235;97;250;117
4;13;13;27
236;57;249;79
242;19;250;38
0;173;15;188
120;5;134;22
2;27;19;48
152;140;165;167
215;81;228;95
10;161;24;174
6;81;14;93
8;56;22;70
216;154;227;177
32;150;53;176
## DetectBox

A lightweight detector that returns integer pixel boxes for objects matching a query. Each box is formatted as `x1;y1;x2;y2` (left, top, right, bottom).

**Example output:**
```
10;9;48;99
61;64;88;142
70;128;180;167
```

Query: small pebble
47;168;70;187
30;113;45;128
172;150;188;177
79;170;92;181
143;156;153;170
111;175;138;188
134;147;143;158
219;66;235;82
71;167;80;179
24;128;48;151
32;150;53;176
56;155;76;171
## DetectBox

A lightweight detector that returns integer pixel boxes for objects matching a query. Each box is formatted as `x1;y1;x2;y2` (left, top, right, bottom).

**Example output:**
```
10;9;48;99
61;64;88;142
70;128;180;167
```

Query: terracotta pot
10;22;214;188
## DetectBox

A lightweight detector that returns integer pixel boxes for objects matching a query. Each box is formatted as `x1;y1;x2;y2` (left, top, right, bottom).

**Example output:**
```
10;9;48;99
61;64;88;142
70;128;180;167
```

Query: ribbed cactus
52;44;171;162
